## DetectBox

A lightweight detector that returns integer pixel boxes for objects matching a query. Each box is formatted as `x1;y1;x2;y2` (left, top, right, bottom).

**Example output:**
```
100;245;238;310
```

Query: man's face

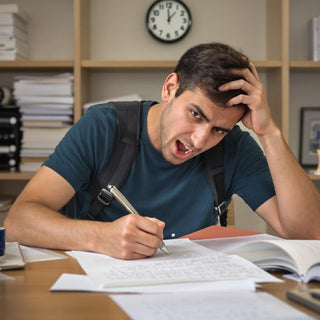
159;88;245;165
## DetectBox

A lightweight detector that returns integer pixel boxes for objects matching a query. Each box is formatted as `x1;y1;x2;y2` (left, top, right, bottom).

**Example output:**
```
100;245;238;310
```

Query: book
227;239;320;283
0;13;28;32
16;96;74;104
22;126;71;142
0;51;26;60
0;12;28;25
0;4;28;22
0;37;28;57
0;242;25;270
14;73;74;83
14;82;73;96
0;25;27;42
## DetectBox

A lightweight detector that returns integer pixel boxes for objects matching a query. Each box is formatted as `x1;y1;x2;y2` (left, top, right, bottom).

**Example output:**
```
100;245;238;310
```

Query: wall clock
146;0;192;43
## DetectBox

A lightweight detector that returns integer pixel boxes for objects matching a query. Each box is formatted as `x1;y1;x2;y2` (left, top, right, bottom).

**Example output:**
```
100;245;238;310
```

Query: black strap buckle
97;188;113;206
215;201;227;216
215;201;228;227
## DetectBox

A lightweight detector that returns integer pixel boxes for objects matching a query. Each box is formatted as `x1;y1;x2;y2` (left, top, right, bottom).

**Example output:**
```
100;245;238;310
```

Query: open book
227;240;320;283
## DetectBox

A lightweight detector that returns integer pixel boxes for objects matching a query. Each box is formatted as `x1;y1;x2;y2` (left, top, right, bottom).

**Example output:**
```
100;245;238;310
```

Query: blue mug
0;227;5;257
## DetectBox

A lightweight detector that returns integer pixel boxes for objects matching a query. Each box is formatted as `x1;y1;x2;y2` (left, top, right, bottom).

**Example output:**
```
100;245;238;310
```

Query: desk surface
1;226;319;320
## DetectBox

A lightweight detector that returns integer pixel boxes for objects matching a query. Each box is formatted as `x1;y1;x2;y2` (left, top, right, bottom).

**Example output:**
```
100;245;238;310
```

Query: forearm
4;200;102;252
5;199;165;259
260;128;320;238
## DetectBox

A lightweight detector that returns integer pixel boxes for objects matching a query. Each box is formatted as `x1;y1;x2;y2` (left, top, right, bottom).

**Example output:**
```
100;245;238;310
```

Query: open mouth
175;140;194;158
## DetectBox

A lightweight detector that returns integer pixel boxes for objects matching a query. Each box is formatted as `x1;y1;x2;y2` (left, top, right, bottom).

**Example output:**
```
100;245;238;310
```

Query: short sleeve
224;127;275;211
43;104;117;192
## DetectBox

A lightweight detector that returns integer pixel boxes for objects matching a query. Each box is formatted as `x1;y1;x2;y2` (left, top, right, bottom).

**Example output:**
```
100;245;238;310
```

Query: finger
225;94;252;108
248;62;260;81
134;230;162;255
138;216;164;239
219;78;253;94
146;217;165;233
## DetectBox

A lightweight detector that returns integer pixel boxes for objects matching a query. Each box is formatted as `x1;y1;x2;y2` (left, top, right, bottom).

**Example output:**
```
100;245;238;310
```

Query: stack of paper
13;73;73;159
0;4;29;60
50;238;313;319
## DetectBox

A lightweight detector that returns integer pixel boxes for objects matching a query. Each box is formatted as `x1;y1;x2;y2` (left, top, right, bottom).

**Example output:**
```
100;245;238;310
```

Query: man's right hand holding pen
104;184;169;259
96;213;167;260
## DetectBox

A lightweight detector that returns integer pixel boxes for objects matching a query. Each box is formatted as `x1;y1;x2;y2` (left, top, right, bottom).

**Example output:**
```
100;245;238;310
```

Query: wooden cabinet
0;0;320;186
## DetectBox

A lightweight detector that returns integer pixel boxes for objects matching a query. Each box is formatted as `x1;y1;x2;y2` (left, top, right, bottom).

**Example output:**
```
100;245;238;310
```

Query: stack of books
0;105;22;171
310;16;320;61
13;73;73;162
0;3;29;60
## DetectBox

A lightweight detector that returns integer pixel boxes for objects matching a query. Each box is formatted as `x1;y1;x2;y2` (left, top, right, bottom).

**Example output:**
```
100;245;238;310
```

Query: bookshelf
0;1;319;187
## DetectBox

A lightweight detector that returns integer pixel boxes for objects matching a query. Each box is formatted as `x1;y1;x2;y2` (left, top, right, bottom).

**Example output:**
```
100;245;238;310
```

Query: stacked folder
0;105;22;171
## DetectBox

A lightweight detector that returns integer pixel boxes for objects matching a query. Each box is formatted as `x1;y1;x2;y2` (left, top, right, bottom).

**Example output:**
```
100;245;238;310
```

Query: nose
190;126;211;150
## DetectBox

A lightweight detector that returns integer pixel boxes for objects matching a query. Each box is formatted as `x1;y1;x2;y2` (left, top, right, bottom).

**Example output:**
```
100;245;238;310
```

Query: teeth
183;144;192;154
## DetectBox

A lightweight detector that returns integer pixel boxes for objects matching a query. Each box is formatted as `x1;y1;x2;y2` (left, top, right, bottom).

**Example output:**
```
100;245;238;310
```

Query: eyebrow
192;104;232;133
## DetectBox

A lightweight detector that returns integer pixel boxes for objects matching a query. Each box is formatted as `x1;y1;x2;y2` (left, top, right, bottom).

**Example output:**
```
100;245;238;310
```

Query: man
5;42;320;260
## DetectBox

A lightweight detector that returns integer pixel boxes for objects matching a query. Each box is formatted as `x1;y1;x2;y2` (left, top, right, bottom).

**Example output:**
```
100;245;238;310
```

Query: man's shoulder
225;125;250;142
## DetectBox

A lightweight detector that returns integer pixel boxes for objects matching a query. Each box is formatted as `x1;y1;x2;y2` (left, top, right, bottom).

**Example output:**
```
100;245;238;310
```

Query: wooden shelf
81;60;282;69
0;60;73;70
82;60;177;69
0;172;35;180
290;60;320;68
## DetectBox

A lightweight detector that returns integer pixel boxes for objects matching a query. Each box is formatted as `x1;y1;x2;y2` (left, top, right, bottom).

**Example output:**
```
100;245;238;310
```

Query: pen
107;184;169;254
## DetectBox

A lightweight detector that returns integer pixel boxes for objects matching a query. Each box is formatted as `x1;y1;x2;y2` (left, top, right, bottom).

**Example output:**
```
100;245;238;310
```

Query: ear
161;73;179;102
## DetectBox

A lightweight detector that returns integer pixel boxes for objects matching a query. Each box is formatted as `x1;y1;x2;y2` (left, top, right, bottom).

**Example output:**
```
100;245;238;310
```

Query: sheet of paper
0;273;14;280
20;245;67;263
50;273;256;293
195;233;280;253
111;291;312;320
69;239;281;289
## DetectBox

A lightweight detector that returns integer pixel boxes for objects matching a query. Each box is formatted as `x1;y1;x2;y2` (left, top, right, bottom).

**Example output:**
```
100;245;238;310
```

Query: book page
228;240;320;280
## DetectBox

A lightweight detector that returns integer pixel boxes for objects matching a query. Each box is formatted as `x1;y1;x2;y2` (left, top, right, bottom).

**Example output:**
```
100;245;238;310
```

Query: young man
5;43;320;260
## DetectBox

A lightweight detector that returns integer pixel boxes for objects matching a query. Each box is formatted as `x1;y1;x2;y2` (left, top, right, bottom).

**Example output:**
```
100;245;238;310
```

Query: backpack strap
202;141;228;226
87;101;142;220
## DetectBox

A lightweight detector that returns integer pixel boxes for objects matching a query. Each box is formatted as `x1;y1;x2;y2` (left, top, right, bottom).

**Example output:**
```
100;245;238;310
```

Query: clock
146;0;192;43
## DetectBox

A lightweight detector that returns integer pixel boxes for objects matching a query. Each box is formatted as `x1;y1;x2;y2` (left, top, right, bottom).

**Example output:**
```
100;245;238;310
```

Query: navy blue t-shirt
44;101;275;238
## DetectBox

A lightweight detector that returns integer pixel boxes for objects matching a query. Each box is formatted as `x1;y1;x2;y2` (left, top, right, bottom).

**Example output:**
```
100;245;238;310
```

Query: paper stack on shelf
83;94;143;112
310;16;320;61
0;3;29;60
13;73;73;160
0;105;22;171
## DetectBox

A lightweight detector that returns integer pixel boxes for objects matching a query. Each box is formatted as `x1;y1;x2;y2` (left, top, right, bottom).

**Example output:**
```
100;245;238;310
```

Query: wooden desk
1;226;319;319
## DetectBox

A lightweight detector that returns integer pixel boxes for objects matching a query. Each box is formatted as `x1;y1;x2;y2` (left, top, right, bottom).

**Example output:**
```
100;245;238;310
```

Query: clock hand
168;11;176;21
167;8;171;23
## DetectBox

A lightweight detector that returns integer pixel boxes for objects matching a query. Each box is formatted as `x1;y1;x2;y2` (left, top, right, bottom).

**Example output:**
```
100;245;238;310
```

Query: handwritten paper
111;291;311;320
68;239;281;290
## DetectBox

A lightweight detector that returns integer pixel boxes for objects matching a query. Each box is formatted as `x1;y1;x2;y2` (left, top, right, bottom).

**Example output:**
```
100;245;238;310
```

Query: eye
191;110;201;119
213;127;228;135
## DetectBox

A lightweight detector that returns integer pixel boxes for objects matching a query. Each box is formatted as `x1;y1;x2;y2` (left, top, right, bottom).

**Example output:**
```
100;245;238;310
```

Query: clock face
146;0;192;43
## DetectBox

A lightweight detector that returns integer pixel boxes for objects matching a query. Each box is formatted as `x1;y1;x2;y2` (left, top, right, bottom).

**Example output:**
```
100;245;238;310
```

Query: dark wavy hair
174;42;250;110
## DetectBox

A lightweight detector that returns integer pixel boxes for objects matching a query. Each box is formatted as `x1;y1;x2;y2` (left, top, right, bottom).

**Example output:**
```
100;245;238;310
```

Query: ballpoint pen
107;184;169;254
